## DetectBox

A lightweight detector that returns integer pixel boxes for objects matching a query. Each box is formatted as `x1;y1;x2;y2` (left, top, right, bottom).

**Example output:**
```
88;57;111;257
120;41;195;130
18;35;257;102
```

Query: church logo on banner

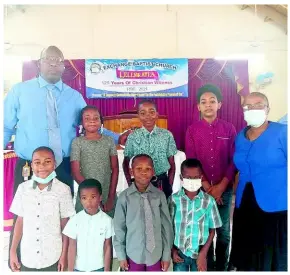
85;59;188;98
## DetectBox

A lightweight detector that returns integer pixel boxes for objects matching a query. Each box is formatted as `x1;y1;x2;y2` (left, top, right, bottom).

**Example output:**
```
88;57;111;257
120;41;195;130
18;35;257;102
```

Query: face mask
181;178;202;192
32;171;56;185
244;110;267;128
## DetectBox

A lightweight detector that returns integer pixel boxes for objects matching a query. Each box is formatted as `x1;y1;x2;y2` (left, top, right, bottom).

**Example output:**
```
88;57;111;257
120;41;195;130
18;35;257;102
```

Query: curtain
4;152;18;231
22;59;249;150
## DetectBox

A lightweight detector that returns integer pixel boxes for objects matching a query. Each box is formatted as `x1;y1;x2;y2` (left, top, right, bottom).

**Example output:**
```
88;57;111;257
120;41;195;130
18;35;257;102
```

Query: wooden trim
104;114;167;120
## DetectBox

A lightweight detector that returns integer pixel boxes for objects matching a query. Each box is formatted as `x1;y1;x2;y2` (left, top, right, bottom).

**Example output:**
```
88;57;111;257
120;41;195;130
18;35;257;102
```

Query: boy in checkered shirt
168;159;222;272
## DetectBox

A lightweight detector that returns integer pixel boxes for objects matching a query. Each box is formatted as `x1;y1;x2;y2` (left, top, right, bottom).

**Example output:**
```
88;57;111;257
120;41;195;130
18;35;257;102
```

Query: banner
85;58;188;98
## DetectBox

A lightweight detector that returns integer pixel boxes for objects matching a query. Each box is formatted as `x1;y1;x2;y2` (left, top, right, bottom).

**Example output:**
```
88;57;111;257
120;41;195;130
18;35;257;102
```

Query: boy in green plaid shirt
168;159;222;271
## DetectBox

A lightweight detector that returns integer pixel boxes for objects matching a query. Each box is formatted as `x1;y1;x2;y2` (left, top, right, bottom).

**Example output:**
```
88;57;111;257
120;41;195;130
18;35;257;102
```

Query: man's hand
202;180;211;193
103;197;114;213
161;261;170;271
120;260;129;271
10;251;21;272
207;184;224;201
58;253;67;271
196;251;207;271
215;197;223;205
172;248;184;263
119;130;133;146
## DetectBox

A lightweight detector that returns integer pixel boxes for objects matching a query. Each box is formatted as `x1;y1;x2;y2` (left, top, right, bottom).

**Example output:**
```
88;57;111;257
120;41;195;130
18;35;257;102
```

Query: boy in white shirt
9;146;75;272
63;179;113;272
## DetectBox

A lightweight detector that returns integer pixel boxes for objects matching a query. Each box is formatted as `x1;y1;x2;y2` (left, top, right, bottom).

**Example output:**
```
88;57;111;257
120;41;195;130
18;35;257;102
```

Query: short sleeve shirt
124;126;177;175
63;210;113;272
70;135;117;200
9;178;75;269
168;189;222;259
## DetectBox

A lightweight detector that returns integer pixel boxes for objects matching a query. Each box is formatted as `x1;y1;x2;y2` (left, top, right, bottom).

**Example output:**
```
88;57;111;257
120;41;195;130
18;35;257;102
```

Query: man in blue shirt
4;45;124;194
4;46;128;270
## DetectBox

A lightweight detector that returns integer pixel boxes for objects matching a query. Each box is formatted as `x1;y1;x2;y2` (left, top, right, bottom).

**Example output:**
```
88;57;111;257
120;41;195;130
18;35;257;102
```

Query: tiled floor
3;193;235;272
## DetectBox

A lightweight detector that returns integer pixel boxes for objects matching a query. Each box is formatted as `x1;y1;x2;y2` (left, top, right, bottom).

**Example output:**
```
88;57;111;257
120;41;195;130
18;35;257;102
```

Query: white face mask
181;178;202;192
244;109;267;128
32;171;56;184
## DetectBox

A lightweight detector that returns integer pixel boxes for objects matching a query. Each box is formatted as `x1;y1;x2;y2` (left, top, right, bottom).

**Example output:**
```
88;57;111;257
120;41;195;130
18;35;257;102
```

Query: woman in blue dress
230;92;287;271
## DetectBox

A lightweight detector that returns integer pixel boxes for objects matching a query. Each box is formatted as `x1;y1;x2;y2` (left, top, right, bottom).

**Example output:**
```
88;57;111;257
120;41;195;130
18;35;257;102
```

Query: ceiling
4;5;28;16
241;5;287;34
4;4;288;33
269;5;288;17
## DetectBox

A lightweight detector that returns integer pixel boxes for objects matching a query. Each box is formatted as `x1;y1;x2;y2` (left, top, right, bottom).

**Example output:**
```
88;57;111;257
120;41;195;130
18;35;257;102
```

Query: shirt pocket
94;227;107;243
149;196;160;209
216;136;230;140
194;205;207;223
43;194;60;217
216;136;231;150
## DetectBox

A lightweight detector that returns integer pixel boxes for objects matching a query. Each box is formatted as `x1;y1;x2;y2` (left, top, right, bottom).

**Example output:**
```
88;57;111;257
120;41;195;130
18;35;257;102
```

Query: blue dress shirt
4;76;87;160
234;122;287;212
100;128;120;145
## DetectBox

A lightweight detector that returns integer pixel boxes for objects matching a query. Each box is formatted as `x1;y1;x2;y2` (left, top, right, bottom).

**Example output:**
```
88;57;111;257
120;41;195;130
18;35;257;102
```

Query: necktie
141;193;155;253
46;86;63;167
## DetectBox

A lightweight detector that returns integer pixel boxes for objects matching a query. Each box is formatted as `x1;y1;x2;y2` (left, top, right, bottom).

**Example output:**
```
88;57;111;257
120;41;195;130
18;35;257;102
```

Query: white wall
4;5;287;120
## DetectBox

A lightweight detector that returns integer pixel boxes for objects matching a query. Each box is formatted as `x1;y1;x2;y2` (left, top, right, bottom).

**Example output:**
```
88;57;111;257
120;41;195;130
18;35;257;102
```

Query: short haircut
138;99;158;112
79;105;104;125
197;84;222;103
40;45;64;60
181;158;203;173
248;92;269;106
131;154;154;167
32;146;55;159
78;179;102;197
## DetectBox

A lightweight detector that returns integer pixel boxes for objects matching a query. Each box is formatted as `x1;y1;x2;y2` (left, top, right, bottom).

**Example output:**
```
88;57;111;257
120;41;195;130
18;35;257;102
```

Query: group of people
4;45;287;272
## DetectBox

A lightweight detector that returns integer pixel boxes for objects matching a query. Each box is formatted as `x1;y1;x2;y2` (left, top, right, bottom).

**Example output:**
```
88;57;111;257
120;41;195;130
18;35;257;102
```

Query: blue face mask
32;171;57;184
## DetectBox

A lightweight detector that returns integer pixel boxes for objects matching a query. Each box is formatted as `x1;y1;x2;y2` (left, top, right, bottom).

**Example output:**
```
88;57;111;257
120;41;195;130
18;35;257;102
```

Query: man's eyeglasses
40;56;64;66
242;103;268;111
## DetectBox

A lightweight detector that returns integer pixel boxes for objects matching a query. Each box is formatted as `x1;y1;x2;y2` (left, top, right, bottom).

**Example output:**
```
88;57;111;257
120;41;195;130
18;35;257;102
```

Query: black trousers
152;173;172;199
20;261;58;272
8;157;74;270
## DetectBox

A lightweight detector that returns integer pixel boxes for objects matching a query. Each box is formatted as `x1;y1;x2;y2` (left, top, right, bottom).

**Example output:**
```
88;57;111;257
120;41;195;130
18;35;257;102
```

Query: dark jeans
74;267;105;272
207;188;233;271
173;251;198;272
20;261;58;272
8;157;74;270
152;173;172;199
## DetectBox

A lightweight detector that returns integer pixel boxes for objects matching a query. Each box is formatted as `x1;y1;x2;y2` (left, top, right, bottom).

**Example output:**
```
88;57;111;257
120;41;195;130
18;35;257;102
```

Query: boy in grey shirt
114;154;173;272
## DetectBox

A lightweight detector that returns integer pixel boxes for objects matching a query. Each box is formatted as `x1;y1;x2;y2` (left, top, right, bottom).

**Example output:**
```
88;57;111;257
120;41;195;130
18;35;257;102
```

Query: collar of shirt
32;177;55;191
140;125;158;137
83;208;103;218
38;75;63;92
201;117;219;127
178;187;205;201
127;182;154;195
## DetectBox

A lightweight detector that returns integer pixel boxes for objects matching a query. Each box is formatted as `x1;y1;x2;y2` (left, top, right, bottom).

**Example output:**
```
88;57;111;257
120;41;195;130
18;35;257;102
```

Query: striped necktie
141;193;155;253
46;86;63;167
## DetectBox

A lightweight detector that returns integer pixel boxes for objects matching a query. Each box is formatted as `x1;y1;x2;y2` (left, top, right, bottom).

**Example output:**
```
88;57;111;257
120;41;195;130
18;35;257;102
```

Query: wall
4;5;287;120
